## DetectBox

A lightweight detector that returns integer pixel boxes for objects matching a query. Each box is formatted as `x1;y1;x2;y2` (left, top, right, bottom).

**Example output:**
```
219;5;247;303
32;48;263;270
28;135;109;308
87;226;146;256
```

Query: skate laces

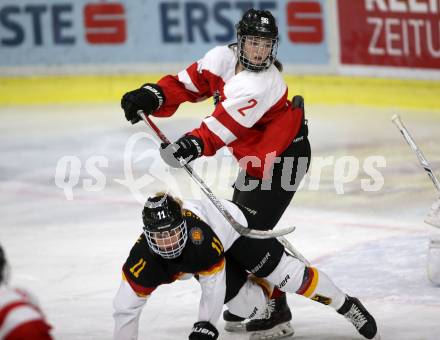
261;299;276;319
344;304;368;330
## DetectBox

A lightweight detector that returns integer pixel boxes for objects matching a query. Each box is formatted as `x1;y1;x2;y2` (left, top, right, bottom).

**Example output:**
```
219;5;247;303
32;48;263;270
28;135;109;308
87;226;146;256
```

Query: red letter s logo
287;1;323;44
84;3;126;44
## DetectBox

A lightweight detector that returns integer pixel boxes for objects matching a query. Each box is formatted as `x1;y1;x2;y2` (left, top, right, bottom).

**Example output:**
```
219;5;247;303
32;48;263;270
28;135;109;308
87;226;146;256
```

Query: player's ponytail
274;59;283;72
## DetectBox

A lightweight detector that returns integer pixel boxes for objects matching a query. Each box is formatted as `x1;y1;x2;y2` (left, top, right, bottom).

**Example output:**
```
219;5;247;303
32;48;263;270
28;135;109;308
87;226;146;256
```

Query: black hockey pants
224;121;311;303
232;122;311;230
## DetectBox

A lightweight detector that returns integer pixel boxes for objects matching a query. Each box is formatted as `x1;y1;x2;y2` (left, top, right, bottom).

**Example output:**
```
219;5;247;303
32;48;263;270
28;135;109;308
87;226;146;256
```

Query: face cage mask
144;220;188;259
237;35;279;72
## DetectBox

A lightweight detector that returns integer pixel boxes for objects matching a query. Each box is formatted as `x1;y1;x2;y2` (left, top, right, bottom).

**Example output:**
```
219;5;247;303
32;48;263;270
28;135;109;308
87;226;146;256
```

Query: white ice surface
0;103;439;340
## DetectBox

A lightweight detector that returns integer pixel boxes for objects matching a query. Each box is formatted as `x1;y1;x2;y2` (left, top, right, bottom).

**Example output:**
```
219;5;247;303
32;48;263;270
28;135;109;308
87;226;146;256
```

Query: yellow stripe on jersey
303;267;319;298
122;272;153;298
197;257;225;276
211;237;224;256
213;237;224;251
134;291;150;298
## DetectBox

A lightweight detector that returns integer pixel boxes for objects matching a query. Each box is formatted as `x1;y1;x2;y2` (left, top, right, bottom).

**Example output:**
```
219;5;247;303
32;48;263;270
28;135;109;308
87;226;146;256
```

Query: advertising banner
0;0;331;68
338;0;440;69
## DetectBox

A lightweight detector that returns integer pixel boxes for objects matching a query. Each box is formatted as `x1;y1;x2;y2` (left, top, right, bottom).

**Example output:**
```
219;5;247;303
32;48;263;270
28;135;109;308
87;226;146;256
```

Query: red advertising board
338;0;440;69
287;1;324;43
84;3;126;44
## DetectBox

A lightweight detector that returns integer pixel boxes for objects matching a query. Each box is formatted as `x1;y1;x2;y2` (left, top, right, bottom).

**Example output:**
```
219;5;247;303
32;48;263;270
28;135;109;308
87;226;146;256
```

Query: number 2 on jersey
238;99;257;116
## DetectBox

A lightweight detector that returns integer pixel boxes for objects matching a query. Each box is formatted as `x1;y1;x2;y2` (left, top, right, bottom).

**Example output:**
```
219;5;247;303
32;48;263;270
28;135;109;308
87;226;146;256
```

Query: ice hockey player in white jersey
0;244;53;340
113;193;379;340
120;8;311;336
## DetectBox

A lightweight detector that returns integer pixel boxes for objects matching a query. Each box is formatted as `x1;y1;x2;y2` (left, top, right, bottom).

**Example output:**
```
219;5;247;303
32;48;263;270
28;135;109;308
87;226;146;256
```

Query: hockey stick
391;114;440;192
277;237;310;265
137;111;296;239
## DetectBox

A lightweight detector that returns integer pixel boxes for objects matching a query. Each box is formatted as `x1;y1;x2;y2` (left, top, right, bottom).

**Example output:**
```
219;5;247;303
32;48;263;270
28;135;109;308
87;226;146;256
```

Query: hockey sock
295;267;346;310
270;287;285;299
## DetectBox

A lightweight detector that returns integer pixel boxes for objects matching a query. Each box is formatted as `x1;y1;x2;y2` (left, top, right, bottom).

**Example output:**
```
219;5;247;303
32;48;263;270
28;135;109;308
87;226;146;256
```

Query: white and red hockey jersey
154;45;304;179
0;287;52;340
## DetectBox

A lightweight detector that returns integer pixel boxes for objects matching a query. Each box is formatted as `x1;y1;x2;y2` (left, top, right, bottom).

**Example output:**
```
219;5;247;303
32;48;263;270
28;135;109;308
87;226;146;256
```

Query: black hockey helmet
237;8;278;39
236;8;279;71
142;194;187;259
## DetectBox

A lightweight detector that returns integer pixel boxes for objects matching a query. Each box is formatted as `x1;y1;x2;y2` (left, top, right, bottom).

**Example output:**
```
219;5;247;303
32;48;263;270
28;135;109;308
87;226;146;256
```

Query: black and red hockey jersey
122;209;226;298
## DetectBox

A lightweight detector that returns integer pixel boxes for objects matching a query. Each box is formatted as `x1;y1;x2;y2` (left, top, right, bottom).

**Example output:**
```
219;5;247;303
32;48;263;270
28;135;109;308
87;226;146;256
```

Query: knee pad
226;279;268;319
265;253;306;293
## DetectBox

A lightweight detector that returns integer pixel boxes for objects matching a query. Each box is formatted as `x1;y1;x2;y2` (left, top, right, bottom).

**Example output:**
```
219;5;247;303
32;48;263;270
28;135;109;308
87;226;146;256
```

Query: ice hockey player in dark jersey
0;244;53;340
120;8;311;336
113;194;379;340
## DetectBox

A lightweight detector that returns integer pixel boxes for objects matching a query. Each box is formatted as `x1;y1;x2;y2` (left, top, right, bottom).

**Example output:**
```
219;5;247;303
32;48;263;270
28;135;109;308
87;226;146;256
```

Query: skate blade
224;320;247;333
249;321;294;340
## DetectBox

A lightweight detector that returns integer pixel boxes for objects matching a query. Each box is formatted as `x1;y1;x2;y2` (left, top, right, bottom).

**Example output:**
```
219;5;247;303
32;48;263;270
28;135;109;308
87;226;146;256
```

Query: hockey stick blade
391;114;440;192
277;236;310;265
137;110;296;239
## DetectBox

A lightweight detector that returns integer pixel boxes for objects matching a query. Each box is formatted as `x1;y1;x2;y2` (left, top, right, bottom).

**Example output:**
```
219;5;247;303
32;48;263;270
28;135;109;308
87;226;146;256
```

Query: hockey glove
160;135;203;168
292;95;304;110
188;321;219;340
121;83;165;124
292;95;308;138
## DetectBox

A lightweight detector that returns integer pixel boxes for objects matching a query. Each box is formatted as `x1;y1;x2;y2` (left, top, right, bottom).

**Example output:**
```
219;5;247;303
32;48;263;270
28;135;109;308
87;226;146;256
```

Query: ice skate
247;294;294;340
223;310;247;332
337;295;380;340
